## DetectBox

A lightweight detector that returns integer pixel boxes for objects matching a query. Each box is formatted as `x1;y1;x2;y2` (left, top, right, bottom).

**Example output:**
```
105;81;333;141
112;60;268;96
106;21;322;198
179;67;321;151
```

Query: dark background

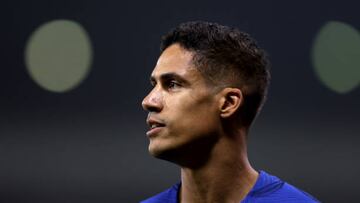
1;0;359;202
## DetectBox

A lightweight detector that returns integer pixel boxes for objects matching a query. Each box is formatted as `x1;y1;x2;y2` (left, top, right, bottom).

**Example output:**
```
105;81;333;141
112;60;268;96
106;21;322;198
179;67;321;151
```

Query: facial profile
142;44;223;165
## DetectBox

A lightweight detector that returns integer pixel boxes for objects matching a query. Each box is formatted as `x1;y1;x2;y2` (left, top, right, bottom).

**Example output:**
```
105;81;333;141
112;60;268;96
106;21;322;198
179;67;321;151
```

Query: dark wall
1;0;359;202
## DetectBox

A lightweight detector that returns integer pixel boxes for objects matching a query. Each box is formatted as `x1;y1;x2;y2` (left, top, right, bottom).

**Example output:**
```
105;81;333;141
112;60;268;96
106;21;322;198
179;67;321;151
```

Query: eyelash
150;80;181;90
166;80;180;89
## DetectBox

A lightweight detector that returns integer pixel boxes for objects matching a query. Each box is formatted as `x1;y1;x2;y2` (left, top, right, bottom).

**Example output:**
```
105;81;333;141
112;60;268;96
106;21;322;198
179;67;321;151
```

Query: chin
148;133;219;167
149;141;170;157
148;141;182;162
148;145;162;157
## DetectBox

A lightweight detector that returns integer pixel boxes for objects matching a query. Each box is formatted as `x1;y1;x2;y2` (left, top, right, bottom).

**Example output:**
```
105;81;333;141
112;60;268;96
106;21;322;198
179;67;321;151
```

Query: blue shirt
141;171;319;203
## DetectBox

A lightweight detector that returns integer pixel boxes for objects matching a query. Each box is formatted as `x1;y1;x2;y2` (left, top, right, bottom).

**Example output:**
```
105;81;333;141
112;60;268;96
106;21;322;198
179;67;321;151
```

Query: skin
142;43;258;203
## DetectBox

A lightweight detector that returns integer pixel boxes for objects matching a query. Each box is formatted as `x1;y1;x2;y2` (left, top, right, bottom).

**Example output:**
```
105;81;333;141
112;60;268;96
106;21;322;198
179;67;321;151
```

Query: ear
219;88;243;118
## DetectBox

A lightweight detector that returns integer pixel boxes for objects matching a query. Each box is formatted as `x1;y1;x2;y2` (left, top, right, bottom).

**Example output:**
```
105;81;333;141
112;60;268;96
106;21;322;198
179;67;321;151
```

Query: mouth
146;118;166;137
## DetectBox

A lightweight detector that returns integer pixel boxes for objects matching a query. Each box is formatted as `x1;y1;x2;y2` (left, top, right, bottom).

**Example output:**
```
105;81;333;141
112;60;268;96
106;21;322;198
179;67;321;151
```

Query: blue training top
141;171;320;203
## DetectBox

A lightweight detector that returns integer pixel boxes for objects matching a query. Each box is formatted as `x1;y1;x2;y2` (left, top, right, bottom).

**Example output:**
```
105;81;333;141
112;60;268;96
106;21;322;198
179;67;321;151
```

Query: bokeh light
25;19;93;93
312;21;360;94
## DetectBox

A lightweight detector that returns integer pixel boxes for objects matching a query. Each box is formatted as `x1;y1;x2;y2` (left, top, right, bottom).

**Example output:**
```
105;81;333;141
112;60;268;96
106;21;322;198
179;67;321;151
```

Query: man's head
142;21;270;164
160;21;270;126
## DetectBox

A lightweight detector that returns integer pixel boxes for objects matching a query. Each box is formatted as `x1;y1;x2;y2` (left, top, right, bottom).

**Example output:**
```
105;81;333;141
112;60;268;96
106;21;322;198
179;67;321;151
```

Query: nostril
147;106;160;112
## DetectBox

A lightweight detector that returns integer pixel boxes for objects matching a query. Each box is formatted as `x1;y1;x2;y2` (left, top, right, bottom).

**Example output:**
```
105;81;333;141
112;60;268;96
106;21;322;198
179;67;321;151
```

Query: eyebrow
150;72;189;85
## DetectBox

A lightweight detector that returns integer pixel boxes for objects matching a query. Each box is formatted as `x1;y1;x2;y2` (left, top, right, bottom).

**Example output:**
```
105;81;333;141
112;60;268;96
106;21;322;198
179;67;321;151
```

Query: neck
179;129;258;203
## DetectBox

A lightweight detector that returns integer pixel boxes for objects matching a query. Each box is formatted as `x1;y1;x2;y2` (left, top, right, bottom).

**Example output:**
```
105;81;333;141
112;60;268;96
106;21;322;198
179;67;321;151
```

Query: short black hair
160;21;270;126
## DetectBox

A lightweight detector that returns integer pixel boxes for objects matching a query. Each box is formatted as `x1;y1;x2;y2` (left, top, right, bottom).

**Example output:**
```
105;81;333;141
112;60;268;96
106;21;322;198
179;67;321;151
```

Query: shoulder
140;183;180;203
271;182;320;203
244;171;320;203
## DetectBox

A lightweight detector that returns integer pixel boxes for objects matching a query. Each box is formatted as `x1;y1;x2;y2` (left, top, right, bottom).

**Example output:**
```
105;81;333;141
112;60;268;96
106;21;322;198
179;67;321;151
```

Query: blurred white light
25;19;93;93
312;21;360;94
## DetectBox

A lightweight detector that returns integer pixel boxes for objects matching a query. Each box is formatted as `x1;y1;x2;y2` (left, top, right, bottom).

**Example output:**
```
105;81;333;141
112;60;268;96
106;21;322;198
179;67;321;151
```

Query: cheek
167;97;219;135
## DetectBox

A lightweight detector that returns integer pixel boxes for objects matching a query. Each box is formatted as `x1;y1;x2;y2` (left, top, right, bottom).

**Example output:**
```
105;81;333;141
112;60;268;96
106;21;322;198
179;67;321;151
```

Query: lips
149;122;165;129
146;117;166;137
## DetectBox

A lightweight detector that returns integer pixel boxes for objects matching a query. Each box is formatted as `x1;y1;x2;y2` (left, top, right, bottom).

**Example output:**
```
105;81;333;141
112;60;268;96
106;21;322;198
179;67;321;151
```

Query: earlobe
219;88;243;118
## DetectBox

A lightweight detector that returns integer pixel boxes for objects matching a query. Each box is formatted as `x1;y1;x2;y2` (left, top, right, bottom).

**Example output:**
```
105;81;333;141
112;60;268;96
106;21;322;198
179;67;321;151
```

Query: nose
142;88;163;112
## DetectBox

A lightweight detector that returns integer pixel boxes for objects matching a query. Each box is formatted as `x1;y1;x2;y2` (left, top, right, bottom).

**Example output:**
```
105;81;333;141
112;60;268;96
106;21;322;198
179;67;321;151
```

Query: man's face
142;44;221;161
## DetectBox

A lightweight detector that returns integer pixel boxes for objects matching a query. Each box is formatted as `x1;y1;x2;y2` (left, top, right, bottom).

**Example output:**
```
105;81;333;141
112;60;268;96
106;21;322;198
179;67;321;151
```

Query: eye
167;80;181;89
150;80;156;87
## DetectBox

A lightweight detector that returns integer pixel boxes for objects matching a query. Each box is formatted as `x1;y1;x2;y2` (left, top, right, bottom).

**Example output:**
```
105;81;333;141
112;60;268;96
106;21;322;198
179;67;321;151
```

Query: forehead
151;44;198;79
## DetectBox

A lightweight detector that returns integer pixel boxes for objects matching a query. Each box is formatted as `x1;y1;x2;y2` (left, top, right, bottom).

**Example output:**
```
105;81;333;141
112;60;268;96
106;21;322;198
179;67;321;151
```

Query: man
141;21;319;203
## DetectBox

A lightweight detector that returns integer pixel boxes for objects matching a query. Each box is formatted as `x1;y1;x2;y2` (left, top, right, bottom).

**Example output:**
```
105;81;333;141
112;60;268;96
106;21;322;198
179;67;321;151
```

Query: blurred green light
25;19;93;93
312;21;360;94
